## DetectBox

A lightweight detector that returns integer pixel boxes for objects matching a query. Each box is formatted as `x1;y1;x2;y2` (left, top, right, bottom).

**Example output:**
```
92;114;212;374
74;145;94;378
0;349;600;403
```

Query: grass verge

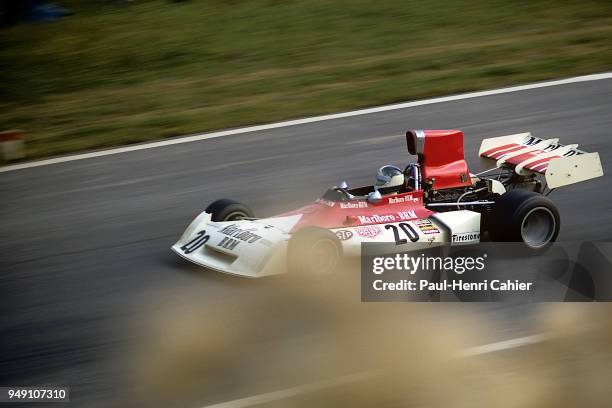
1;0;611;160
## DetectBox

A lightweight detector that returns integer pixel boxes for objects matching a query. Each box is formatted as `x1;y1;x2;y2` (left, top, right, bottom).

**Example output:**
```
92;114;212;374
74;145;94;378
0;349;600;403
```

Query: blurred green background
1;0;611;159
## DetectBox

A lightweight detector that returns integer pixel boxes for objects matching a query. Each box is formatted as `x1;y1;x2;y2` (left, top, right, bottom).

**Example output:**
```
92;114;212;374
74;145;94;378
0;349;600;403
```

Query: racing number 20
385;223;419;245
181;230;210;254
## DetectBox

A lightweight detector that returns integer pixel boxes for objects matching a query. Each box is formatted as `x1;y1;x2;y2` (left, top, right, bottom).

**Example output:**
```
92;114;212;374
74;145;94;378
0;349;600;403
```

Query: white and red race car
172;130;603;277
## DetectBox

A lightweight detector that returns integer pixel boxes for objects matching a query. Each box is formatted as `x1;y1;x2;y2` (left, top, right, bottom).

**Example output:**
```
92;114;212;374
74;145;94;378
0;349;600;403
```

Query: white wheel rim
309;238;339;274
224;211;248;221
521;207;556;248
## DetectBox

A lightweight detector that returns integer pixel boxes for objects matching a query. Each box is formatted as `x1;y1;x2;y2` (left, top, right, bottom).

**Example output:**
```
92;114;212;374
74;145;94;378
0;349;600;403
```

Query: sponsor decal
358;214;396;224
315;198;336;207
217;236;240;250
358;211;417;225
452;232;480;243
413;218;440;235
398;210;418;220
356;226;382;238
388;195;419;204
219;224;262;243
340;201;368;209
335;230;353;241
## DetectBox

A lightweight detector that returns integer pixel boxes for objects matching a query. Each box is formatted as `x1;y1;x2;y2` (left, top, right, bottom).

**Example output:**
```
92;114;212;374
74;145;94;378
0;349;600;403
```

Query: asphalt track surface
1;77;611;407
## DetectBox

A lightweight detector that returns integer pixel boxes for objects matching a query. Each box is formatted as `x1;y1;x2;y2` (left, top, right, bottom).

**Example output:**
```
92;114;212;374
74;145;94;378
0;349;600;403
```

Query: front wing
172;212;299;277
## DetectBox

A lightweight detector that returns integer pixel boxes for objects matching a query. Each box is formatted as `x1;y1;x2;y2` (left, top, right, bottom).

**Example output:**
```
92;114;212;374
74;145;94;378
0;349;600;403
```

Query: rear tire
205;199;254;222
489;189;560;250
288;227;343;276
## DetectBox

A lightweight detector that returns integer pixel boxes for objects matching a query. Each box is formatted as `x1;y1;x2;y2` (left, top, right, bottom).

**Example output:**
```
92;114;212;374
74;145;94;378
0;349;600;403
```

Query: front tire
205;199;254;222
489;189;560;250
288;227;343;276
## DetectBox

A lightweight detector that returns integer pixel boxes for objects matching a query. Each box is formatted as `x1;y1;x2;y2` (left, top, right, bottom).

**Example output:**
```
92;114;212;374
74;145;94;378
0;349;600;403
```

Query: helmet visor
375;165;402;186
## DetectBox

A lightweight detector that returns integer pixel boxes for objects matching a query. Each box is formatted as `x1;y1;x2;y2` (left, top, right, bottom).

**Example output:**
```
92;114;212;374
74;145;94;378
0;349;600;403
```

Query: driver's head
375;165;404;191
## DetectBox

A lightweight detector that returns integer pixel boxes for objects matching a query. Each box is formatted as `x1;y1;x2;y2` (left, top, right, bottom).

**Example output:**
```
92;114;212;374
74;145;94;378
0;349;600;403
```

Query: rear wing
479;132;603;188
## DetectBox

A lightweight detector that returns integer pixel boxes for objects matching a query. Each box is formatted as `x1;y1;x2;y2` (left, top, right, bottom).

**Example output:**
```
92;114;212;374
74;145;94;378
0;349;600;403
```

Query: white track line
198;333;549;408
200;371;384;408
459;333;549;357
2;72;611;173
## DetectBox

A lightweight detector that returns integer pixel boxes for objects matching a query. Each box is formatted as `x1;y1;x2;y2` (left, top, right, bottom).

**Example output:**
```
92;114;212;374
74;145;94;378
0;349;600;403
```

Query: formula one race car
172;129;603;277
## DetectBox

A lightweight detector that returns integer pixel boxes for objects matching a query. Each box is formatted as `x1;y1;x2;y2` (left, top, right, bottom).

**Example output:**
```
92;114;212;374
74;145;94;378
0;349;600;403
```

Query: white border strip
2;72;611;173
198;333;549;408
